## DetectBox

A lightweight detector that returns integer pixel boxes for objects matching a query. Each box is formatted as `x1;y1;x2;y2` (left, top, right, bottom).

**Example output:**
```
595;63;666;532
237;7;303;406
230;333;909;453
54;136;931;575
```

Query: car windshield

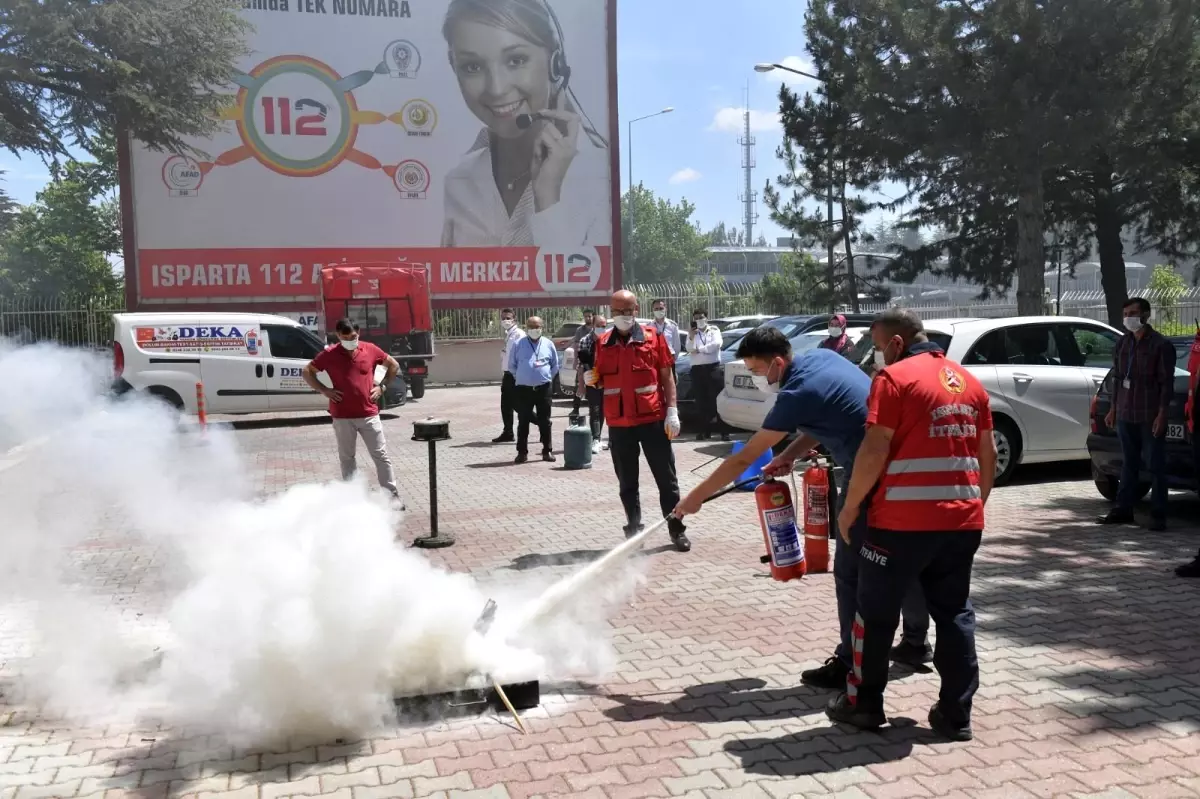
721;330;750;350
553;323;582;338
764;316;812;338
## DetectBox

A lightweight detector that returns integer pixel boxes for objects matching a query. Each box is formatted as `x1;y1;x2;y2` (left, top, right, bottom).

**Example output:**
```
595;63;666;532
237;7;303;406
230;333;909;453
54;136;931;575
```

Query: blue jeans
833;465;929;667
1116;420;1167;518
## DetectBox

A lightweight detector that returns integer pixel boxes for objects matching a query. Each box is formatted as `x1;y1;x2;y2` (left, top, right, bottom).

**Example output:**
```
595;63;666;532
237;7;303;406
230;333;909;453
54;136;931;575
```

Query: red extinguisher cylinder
754;478;806;582
803;461;831;573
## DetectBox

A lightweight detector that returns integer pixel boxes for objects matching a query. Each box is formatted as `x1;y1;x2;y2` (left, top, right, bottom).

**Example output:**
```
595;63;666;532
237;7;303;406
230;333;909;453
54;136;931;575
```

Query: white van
111;312;390;415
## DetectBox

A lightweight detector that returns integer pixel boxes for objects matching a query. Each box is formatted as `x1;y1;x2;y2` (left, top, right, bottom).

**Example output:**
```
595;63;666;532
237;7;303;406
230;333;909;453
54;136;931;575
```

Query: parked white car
717;316;1125;484
111;312;391;416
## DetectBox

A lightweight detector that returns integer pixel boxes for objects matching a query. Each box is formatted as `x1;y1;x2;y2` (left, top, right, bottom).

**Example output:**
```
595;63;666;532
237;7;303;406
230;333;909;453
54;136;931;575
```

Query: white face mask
501;319;515;331
750;361;782;394
594;327;606;335
829;326;844;337
613;315;635;332
873;349;887;368
1122;316;1144;333
528;328;543;340
654;310;666;320
695;318;707;329
340;338;360;351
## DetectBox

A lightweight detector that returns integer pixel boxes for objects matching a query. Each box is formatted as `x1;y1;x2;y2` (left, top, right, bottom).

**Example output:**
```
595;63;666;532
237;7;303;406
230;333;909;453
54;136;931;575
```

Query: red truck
318;263;435;400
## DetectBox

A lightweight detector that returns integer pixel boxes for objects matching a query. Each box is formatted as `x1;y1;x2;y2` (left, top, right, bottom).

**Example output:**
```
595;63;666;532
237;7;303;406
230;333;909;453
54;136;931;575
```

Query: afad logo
162;155;203;197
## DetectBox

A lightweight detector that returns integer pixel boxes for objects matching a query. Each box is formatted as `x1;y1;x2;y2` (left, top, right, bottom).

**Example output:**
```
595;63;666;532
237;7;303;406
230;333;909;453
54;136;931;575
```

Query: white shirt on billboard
441;129;612;251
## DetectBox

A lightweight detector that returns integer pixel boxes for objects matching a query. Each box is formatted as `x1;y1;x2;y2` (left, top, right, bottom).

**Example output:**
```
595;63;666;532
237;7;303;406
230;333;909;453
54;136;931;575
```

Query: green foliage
1147;264;1189;326
621;185;708;284
753;251;826;315
0;0;249;160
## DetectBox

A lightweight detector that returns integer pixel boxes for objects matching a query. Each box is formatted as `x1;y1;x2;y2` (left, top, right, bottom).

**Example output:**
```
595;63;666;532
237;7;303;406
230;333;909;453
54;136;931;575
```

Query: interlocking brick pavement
3;384;1200;798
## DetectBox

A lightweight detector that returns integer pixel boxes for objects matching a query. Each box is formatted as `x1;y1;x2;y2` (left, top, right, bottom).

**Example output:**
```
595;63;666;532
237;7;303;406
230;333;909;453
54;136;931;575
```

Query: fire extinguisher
754;478;806;582
802;458;831;573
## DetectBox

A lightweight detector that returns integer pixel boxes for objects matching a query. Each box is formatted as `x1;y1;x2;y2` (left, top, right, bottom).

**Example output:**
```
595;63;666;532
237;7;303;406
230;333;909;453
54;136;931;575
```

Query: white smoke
0;339;643;746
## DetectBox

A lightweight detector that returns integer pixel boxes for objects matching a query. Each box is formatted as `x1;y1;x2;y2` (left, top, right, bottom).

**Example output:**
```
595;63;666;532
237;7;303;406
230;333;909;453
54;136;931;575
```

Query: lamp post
755;62;842;311
626;107;674;286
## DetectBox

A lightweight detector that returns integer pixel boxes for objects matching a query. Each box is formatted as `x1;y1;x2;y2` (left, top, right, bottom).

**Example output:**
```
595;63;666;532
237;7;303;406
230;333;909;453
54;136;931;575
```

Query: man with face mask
303;318;403;505
830;308;996;740
494;308;525;443
687;309;724;441
1099;297;1178;532
651;299;681;363
585;290;690;552
575;314;610;454
508;316;560;464
674;325;928;689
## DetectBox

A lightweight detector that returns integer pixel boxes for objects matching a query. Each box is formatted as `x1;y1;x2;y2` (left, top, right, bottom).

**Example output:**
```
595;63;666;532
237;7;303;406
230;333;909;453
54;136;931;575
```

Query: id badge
1122;378;1131;389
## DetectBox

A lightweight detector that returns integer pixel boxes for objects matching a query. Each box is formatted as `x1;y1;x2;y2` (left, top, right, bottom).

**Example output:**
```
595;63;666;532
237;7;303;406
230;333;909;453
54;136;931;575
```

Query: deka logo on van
175;326;246;339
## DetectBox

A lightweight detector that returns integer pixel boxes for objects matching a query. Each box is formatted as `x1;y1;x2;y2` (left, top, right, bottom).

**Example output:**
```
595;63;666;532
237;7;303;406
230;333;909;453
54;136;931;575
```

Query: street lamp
755;61;842;310
626;106;673;286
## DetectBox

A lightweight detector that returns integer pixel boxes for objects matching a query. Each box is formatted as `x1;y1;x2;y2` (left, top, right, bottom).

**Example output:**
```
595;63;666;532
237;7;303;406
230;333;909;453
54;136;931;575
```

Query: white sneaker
591;440;601;455
601;440;609;451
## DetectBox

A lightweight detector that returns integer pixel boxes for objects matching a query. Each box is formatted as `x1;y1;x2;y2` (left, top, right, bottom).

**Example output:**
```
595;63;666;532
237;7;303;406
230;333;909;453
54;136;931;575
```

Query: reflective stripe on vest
885;484;982;501
603;385;654;395
886;457;980;474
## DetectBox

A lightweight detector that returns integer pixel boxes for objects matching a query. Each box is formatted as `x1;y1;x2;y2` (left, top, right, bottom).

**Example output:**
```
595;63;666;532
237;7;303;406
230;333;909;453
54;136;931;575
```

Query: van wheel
409;377;426;400
992;416;1021;487
147;386;184;412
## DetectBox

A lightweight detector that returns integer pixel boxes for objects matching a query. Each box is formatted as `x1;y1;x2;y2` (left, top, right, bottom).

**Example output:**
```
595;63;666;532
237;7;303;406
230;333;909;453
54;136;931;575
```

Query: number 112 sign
535;246;603;293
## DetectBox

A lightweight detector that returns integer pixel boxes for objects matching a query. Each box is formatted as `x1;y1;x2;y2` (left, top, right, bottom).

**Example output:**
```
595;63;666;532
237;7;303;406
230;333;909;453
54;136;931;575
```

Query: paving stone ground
3;384;1200;799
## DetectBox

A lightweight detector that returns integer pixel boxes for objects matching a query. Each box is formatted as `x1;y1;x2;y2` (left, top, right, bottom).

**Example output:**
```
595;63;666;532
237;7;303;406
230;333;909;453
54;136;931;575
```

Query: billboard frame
117;0;624;313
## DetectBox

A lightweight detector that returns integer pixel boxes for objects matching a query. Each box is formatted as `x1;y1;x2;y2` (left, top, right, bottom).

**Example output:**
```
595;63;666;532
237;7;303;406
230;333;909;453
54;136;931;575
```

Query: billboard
123;0;620;310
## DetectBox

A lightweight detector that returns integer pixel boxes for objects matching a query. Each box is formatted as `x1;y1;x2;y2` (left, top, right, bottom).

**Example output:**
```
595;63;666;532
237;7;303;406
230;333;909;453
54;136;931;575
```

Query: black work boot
1148;516;1167;532
825;692;886;731
1097;508;1135;525
1175;556;1200;578
513;451;528;464
890;640;933;668
928;703;973;741
668;520;691;552
623;522;644;539
493;431;514;443
800;657;849;690
542;449;556;463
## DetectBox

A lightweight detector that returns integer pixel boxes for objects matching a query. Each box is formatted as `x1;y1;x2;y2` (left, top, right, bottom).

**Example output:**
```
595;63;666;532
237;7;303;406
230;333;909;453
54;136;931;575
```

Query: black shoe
1175;558;1200;578
514;452;528;464
670;530;691;552
890;640;933;668
928;703;973;741
800;657;850;691
825;692;886;731
623;523;644;539
720;432;730;441
1097;508;1135;525
1148;516;1167;532
493;432;514;443
542;450;556;463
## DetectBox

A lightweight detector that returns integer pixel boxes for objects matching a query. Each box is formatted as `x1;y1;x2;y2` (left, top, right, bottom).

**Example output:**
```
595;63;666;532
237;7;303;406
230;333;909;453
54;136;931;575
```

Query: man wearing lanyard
1098;297;1176;532
651;299;681;367
585;290;690;552
570;309;596;417
508;316;560;464
687;309;724;441
831;308;995;740
493;308;525;444
575;314;610;455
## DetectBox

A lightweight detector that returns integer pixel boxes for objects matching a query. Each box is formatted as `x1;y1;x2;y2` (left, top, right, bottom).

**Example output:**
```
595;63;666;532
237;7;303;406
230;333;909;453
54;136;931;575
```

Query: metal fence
3;284;1199;350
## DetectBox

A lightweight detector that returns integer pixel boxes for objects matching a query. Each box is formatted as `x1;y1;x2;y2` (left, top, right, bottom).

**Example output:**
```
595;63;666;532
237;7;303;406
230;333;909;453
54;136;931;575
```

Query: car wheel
408;376;425;400
1090;463;1150;502
992;416;1021;487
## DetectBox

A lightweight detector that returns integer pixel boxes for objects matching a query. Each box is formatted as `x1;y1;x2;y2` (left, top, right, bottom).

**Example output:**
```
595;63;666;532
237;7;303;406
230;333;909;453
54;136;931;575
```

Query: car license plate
1167;423;1185;441
733;375;756;389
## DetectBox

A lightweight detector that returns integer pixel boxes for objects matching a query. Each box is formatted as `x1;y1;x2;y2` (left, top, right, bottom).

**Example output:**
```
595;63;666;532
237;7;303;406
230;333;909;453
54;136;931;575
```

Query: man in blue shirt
674;325;927;689
508;316;560;464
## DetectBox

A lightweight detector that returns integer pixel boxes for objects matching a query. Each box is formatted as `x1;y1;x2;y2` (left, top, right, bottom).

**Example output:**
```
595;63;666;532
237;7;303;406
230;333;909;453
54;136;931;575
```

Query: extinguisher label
763;506;804;568
806;486;829;525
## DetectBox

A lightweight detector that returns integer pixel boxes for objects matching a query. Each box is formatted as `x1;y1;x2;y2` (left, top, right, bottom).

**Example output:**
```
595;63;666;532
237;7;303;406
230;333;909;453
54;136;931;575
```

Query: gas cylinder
802;459;831;573
563;413;593;470
754;478;806;582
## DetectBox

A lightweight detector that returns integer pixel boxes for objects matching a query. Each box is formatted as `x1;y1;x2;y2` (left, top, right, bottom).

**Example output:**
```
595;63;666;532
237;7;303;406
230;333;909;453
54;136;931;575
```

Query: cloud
668;168;702;185
759;55;821;90
708;107;780;134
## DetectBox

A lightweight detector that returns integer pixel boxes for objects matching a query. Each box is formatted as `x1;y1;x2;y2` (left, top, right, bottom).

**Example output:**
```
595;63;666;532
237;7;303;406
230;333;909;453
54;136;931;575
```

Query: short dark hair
334;318;356;335
652;298;666;306
1122;297;1151;315
501;307;514;316
692;308;706;317
737;326;792;361
873;308;924;341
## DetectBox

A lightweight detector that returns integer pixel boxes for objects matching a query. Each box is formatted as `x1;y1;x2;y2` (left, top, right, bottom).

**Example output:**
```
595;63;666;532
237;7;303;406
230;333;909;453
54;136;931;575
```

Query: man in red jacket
1175;325;1200;578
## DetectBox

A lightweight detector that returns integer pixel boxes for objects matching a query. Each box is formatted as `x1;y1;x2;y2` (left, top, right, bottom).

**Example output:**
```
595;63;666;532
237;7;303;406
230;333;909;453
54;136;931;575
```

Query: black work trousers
585;386;605;441
608;421;684;534
515;382;553;454
850;527;982;726
691;363;720;434
499;371;517;435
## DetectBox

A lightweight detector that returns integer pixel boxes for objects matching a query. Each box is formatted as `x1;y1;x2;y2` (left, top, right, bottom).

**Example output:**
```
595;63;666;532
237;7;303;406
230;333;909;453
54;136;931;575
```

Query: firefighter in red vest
828;308;996;741
585;290;690;552
1175;323;1200;578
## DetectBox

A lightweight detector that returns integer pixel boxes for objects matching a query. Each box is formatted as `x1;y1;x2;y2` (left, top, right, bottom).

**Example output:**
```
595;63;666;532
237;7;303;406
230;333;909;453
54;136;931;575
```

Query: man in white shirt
494;308;526;443
651;300;681;367
687;309;724;441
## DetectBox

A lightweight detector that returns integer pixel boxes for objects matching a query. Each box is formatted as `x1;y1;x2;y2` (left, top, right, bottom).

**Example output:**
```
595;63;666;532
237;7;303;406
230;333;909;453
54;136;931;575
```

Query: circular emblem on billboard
235;55;358;178
393;159;430;197
384;40;421;78
401;99;437;135
939;366;966;394
535;246;603;294
161;155;203;196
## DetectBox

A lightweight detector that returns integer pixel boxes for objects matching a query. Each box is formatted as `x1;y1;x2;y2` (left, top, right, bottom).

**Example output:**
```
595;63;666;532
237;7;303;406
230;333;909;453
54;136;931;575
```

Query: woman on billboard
441;0;612;249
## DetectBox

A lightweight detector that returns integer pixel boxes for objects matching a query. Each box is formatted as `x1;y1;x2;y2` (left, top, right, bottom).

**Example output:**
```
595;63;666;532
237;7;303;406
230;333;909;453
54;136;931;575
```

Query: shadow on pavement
725;724;927;777
507;549;607;570
222;412;400;431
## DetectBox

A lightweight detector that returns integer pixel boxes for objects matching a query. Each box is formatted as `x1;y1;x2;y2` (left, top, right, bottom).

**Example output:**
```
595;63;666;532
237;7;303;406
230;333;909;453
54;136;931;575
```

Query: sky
0;0;894;244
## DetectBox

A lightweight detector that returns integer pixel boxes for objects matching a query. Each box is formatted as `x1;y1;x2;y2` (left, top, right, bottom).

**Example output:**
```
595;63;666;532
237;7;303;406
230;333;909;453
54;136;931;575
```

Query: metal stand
412;417;454;548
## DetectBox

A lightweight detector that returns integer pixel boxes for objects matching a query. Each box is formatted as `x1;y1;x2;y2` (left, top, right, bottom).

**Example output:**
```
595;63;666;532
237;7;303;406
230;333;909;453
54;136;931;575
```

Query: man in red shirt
831;308;996;741
303;319;403;505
